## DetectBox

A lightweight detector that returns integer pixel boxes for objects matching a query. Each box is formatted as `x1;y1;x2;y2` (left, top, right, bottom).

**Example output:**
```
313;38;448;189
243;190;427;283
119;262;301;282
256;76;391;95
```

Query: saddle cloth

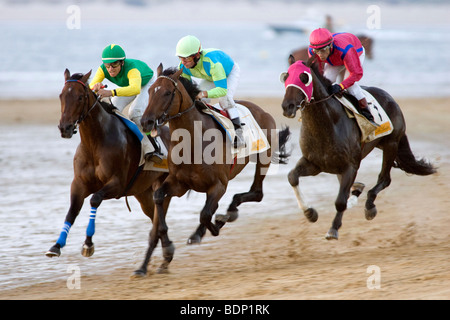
114;110;169;172
201;103;270;159
336;90;394;143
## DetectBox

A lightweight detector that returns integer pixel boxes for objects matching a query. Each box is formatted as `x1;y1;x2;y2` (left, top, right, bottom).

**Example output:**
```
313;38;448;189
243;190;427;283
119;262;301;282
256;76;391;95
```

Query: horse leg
133;201;162;278
46;182;87;257
81;180;121;257
326;167;358;240
288;157;321;222
365;142;397;220
220;160;268;225
133;189;174;275
347;182;366;208
155;196;174;274
188;183;226;244
135;178;184;275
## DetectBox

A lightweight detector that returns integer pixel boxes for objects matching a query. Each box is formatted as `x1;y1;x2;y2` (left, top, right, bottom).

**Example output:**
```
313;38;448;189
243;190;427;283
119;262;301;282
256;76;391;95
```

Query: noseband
63;79;102;133
154;75;196;127
289;86;337;112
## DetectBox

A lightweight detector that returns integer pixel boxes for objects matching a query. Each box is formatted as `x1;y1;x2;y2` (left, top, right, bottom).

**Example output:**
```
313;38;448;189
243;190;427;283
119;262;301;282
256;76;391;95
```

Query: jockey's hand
98;88;113;98
196;91;208;100
92;83;104;92
329;84;343;96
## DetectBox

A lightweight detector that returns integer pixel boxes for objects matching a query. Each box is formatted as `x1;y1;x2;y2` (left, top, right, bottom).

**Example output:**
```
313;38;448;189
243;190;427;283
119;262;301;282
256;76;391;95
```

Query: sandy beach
0;95;449;300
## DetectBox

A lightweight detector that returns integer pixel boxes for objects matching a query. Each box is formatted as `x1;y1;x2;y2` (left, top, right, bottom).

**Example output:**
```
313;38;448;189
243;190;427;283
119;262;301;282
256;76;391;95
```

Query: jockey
308;28;375;122
175;35;245;148
89;44;163;163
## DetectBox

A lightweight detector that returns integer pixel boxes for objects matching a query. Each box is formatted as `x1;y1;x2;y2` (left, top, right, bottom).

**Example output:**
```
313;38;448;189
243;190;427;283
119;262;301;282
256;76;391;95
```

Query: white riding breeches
111;78;154;127
323;48;366;100
110;79;156;154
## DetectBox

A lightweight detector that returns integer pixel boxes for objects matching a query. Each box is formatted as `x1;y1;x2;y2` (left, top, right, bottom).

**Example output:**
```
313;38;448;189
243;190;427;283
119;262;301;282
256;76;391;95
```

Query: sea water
1;2;450;100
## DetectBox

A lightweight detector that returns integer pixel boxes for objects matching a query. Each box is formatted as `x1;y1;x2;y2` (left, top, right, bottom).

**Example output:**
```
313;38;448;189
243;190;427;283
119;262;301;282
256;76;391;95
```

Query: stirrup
144;151;163;164
234;128;246;149
360;108;376;124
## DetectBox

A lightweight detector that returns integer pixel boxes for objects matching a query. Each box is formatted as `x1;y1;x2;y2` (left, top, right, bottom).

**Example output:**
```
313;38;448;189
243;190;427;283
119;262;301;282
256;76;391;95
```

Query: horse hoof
351;182;365;196
131;269;147;279
45;245;61;258
304;208;318;223
162;242;175;259
226;210;239;222
215;214;229;226
325;228;339;240
365;206;377;220
157;263;170;274
81;243;95;257
187;235;202;245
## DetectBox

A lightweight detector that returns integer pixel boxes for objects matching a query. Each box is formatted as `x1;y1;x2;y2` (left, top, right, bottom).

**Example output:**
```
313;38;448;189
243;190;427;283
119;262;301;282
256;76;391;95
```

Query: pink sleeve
340;47;363;89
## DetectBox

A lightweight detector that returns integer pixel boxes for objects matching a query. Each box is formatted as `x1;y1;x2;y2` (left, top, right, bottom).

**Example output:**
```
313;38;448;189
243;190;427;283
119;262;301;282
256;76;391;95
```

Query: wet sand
0;96;449;300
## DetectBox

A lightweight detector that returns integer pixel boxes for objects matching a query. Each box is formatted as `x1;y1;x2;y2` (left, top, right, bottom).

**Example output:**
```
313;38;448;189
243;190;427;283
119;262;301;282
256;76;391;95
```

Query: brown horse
46;69;174;273
134;64;290;276
289;34;374;63
281;57;436;239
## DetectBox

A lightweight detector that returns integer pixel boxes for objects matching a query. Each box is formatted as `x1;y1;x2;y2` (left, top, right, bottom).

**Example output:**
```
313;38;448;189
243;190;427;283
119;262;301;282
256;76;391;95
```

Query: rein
65;79;102;132
298;92;337;111
155;75;196;127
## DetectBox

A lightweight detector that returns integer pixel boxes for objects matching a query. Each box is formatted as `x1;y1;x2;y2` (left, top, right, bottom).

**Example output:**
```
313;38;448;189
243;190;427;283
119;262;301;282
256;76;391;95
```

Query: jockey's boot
144;134;164;164
132;116;164;164
231;117;246;149
358;98;375;123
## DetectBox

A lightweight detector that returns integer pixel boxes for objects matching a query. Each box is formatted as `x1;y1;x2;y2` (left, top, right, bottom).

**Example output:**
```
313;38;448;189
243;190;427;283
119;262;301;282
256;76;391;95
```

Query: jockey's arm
205;63;228;99
89;67;105;90
113;69;142;96
340;48;363;89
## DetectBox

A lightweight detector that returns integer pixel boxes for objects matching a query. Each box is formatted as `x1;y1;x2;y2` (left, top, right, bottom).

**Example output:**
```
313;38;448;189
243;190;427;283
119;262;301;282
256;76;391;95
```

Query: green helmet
102;44;126;63
176;35;202;57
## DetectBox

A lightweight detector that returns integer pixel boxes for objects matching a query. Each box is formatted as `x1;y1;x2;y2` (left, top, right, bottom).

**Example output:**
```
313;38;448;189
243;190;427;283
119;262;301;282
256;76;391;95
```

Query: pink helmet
309;28;333;49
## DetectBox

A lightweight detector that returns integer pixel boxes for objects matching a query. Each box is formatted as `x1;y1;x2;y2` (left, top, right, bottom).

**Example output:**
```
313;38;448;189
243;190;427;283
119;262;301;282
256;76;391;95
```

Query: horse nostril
141;118;154;133
58;123;74;138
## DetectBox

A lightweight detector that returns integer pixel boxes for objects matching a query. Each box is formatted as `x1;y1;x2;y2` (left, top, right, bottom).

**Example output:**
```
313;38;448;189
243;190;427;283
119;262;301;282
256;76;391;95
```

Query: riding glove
329;84;343;95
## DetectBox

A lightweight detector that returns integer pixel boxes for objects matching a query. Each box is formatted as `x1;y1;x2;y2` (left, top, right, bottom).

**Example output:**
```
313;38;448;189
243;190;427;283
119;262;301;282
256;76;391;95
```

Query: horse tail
394;134;437;176
272;126;291;164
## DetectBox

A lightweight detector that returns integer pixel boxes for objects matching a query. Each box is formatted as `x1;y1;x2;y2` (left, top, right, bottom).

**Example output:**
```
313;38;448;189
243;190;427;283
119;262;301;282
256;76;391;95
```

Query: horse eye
78;95;84;101
164;91;173;97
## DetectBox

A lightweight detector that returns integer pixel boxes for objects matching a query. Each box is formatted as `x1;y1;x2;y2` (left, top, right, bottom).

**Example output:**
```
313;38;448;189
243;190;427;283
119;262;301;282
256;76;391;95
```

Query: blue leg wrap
56;221;72;248
86;207;97;237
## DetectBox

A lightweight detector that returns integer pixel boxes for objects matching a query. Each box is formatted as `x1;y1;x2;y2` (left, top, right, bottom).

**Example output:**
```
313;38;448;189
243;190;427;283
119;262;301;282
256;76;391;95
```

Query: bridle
63;79;102;133
153;75;196;127
288;85;337;112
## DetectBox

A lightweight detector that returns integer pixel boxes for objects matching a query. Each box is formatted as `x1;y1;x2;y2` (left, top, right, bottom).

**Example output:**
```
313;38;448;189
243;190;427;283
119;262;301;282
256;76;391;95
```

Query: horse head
141;63;199;133
59;69;92;138
141;63;185;133
280;57;314;118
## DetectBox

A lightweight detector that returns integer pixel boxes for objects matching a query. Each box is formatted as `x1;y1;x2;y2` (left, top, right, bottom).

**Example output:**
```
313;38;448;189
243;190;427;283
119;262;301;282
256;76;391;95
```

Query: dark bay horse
134;64;290;276
46;69;174;272
281;57;436;239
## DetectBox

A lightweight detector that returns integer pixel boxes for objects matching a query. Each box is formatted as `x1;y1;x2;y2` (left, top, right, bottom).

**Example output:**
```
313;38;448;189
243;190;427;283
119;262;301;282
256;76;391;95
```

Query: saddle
198;101;270;159
336;90;394;143
112;110;169;172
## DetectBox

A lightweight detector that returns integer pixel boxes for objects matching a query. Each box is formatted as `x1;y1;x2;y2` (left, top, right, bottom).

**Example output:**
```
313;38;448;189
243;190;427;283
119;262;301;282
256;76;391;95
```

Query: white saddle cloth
336;90;394;142
201;103;271;159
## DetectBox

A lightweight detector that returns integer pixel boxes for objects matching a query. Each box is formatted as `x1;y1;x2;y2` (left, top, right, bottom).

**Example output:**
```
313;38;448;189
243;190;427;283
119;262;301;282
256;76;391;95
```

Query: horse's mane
162;67;201;101
306;59;333;89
